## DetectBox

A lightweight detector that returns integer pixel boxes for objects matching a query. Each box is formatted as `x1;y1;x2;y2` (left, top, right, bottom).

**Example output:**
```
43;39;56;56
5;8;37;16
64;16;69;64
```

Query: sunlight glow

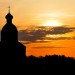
43;20;62;27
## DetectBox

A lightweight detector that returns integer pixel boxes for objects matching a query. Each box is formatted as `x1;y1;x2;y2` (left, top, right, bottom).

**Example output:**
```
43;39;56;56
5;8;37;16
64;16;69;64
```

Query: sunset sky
0;0;75;58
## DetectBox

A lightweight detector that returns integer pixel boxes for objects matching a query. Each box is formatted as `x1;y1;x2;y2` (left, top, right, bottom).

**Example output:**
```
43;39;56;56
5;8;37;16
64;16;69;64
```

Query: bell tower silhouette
0;7;26;64
1;7;18;43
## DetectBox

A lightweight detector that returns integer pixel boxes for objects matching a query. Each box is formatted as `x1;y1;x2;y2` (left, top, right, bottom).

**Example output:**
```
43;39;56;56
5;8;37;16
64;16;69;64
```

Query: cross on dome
8;6;10;13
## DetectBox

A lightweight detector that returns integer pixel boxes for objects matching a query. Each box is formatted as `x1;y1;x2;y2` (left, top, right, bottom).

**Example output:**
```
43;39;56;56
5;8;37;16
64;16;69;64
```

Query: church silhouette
0;10;26;64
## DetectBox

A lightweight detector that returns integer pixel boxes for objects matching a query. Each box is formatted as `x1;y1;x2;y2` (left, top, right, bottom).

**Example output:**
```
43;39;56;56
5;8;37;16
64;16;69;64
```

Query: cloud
18;29;45;42
46;37;72;40
18;26;75;43
0;26;75;43
47;26;75;34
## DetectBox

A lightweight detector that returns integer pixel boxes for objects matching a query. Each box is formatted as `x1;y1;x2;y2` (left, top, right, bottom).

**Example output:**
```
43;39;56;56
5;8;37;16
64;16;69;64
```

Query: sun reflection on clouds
46;34;61;38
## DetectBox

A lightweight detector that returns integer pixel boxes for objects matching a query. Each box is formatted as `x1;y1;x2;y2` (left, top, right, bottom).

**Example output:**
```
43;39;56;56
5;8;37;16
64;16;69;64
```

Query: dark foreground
26;55;75;65
23;55;75;72
25;55;75;72
1;55;75;73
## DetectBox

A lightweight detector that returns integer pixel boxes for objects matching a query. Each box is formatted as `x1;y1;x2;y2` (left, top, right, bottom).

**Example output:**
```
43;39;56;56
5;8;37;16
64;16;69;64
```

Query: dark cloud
18;26;75;43
48;26;75;34
0;26;75;43
18;30;45;42
29;26;75;34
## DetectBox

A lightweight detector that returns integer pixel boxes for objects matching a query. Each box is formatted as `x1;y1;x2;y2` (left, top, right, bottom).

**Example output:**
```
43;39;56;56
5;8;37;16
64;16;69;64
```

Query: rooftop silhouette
0;10;26;64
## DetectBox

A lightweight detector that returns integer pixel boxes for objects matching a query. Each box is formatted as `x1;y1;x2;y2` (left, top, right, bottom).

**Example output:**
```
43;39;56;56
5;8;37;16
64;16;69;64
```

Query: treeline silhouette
26;55;75;65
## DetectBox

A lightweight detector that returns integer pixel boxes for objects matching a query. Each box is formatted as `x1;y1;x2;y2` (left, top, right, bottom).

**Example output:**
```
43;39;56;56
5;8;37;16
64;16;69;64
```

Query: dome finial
8;6;10;13
6;5;13;24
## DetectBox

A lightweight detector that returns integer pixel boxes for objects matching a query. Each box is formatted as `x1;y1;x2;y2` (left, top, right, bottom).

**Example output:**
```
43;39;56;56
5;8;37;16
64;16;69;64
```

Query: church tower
0;8;26;64
1;10;18;43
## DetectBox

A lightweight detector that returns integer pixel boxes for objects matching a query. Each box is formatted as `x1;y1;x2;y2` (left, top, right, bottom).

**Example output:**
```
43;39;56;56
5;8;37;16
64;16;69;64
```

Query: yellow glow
43;20;62;27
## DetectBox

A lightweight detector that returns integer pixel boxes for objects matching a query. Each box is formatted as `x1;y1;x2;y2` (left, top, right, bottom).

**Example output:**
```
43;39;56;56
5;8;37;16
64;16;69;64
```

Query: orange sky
26;40;75;57
0;0;75;58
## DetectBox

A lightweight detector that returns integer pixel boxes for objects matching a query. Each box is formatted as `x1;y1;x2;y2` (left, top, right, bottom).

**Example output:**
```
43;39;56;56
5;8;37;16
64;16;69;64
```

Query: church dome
1;12;18;43
2;23;18;33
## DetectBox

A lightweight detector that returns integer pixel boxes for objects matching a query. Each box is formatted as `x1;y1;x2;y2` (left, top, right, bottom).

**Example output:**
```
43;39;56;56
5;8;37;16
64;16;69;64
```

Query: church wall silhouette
0;11;26;64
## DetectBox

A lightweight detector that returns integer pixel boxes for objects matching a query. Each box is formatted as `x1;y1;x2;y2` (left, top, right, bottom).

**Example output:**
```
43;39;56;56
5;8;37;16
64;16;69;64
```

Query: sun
43;20;62;27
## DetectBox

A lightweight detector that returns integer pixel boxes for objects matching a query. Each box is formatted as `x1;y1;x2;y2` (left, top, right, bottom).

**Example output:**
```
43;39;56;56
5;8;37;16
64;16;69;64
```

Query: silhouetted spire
5;6;13;24
8;6;10;13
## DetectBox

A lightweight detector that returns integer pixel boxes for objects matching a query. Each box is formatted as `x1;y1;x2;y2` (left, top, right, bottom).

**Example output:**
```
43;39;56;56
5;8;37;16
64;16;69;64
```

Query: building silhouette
0;10;26;64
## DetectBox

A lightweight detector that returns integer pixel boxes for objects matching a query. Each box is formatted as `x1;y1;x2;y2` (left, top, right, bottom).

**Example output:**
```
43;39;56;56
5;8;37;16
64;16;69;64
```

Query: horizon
0;0;75;58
